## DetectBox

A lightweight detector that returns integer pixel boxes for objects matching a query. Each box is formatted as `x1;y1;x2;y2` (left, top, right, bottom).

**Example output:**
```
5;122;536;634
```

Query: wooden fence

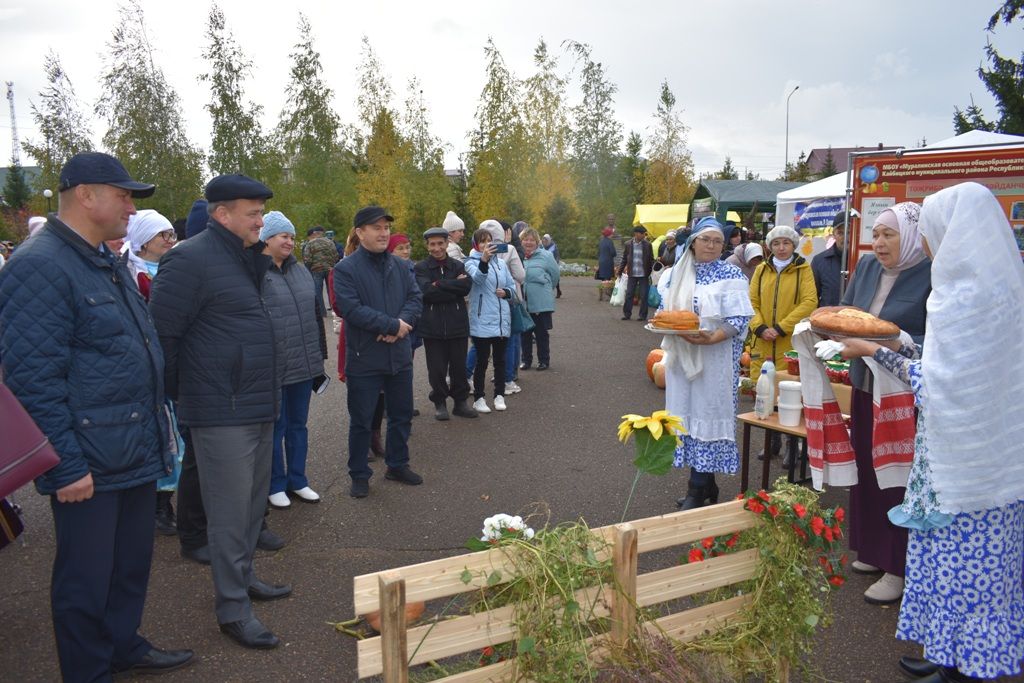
353;499;765;682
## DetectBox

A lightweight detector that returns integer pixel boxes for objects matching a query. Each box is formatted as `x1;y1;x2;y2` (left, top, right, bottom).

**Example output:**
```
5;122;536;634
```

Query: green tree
621;131;646;208
200;2;274;178
400;78;452;242
466;38;528;221
954;1;1024;134
643;80;695;204
715;156;739;180
523;38;574;222
274;13;357;230
540;194;579;258
820;146;838;176
97;1;203;220
781;151;811;182
22;51;93;197
566;41;625;231
3;164;32;209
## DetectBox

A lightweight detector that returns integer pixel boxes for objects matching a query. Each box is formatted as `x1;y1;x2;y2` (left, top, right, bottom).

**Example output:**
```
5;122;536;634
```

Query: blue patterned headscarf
683;216;725;252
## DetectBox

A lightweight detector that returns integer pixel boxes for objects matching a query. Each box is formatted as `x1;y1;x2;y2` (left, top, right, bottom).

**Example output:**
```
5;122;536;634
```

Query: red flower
757;490;771;502
817;555;828;567
745;498;766;514
792;503;807;519
482;647;495;657
834;507;846;523
823;527;834;542
828;575;845;587
832;524;842;539
767;505;780;518
735;493;745;501
688;548;705;563
701;536;715;549
811;516;826;537
792;524;808;541
839;554;848;566
725;533;739;548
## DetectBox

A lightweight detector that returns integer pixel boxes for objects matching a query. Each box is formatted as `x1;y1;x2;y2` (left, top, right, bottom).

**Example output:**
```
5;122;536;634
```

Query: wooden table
737;411;811;492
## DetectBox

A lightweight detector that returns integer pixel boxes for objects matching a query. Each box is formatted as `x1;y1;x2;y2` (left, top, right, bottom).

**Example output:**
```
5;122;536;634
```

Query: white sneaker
851;560;881;574
290;486;320;503
494;395;507;411
473;398;491;414
268;491;291;509
505;381;522;394
864;572;904;605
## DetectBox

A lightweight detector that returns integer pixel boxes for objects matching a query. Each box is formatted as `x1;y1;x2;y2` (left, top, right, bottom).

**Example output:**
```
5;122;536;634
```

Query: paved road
1;276;1020;682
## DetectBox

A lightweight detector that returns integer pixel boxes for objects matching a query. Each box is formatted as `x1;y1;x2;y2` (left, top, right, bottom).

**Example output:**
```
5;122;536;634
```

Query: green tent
689;179;805;223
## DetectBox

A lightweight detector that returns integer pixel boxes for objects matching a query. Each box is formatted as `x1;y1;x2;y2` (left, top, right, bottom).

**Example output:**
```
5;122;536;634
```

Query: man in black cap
618;225;654;321
0;152;194;678
812;210;854;307
333;206;423;498
150;173;291;650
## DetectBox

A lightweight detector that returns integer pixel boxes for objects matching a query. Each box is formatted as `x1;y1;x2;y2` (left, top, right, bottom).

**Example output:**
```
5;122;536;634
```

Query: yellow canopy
632;204;742;237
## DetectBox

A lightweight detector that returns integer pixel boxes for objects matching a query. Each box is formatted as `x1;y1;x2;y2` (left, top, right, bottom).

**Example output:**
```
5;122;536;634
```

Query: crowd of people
1;149;1021;682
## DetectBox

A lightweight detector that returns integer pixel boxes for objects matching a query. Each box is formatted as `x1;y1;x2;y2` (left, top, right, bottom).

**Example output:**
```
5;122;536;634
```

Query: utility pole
6;82;20;165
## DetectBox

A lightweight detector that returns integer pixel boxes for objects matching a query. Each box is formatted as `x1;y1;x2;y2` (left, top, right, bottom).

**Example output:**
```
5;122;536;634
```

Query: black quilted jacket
149;219;279;427
0;217;173;494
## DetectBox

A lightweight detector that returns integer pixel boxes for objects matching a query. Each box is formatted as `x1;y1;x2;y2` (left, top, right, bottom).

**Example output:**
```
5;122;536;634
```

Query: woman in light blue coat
464;227;516;413
518;227;559;370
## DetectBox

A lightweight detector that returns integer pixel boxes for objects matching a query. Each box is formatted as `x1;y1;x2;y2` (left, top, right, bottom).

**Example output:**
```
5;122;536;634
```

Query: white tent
923;129;1024;150
775;172;848;230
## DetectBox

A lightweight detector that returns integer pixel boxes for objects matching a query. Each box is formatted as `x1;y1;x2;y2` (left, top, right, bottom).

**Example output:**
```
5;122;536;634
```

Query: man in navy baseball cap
58;152;156;198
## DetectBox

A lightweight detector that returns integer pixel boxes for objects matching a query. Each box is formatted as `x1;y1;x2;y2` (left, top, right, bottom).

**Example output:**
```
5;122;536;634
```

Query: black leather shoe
536;363;549;371
248;578;293;601
219;617;280;649
257;528;286;552
451;400;478;418
180;545;211;566
914;667;972;683
434;402;450;421
385;466;423;485
350;479;369;498
113;647;194;676
518;362;531;370
620;316;631;320
899;657;940;678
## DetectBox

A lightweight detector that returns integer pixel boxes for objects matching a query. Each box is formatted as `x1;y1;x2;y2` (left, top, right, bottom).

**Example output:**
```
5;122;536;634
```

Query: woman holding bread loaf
840;201;931;606
656;216;754;510
838;183;1024;682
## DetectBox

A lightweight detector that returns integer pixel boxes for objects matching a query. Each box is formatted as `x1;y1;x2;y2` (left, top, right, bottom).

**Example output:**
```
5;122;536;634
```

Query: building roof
806;145;901;175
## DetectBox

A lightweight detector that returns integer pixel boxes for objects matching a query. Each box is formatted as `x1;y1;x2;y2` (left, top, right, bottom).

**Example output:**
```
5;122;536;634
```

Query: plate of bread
808;306;900;340
645;310;709;336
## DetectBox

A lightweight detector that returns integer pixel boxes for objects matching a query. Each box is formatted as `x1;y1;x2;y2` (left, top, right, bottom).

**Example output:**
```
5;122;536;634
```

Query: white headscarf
27;216;46;237
126;209;172;256
873;202;925;272
917;182;1024;514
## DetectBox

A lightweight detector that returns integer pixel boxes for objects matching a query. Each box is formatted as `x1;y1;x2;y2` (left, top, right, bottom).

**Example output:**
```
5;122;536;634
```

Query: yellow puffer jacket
748;256;818;376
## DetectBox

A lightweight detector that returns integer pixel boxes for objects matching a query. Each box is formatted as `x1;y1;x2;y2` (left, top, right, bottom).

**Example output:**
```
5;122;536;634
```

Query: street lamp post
785;85;799;180
43;188;52;213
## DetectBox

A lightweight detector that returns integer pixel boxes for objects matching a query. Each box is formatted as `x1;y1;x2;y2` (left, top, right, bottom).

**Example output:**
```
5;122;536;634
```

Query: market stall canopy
631;204;742;237
775;172;848;230
688;179;804;223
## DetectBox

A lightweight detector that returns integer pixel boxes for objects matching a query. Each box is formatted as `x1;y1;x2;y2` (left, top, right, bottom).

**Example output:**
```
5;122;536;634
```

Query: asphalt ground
1;275;1021;682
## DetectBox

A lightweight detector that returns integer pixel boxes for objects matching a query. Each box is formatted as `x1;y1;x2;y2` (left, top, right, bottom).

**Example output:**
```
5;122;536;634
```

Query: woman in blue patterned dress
840;182;1024;682
657;217;754;510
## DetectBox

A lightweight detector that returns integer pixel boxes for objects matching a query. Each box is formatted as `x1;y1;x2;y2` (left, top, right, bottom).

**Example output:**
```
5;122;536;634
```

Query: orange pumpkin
365;601;426;632
646;349;665;381
740;351;751;368
653;361;666;389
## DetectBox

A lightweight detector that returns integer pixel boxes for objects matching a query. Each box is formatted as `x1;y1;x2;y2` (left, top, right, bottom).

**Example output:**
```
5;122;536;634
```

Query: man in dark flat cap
150;174;291;650
332;206;423;499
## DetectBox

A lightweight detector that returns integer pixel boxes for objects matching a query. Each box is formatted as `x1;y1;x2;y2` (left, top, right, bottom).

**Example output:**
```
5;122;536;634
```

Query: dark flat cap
353;205;394;228
633;225;648;233
832;210;857;228
205;174;273;202
59;152;155;198
423;227;449;240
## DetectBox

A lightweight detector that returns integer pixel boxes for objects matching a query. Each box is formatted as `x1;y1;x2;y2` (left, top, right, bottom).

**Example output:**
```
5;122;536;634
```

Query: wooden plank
358;585;612;678
355;501;759;613
434;659;517;683
636;549;758;607
379;572;409;683
610;524;638;647
643;594;753;643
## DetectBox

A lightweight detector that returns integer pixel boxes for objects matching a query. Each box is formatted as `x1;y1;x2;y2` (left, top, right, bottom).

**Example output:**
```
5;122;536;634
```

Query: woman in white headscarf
125;209;177;302
840;182;1024;682
724;242;764;281
657;216;754;510
840;202;932;605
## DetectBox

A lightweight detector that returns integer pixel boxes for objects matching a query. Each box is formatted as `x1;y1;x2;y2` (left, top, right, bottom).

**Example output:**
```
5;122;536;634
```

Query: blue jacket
0;217;172;494
596;236;616;280
465;250;515;338
332;247;422;377
522;248;560;314
811;244;844;307
841;254;931;390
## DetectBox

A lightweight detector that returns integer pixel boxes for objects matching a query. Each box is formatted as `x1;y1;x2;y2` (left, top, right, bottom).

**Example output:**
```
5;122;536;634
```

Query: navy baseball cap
353;205;394;228
204;174;273;202
59;152;156;198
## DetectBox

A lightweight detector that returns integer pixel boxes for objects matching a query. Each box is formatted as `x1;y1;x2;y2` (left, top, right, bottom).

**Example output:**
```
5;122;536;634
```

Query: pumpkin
740;351;751;368
653;361;666;389
646;349;665;381
365;601;426;632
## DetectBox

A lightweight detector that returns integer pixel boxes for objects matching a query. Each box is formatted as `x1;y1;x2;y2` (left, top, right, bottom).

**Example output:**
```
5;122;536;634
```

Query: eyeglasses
694;236;725;247
158;230;177;242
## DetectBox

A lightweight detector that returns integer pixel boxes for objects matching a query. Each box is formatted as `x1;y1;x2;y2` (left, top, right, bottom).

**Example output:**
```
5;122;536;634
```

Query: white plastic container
754;367;775;419
777;380;803;426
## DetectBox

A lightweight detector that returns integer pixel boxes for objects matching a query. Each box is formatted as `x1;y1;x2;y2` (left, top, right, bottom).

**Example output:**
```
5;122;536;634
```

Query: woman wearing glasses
125;209;177;303
658;216;754;510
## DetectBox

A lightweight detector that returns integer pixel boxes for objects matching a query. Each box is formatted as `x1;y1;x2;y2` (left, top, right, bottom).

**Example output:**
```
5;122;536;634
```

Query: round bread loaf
651;310;700;330
809;306;899;338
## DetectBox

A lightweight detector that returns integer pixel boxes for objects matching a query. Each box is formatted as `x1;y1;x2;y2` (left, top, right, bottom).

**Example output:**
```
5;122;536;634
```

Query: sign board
851;146;1024;270
691;198;714;221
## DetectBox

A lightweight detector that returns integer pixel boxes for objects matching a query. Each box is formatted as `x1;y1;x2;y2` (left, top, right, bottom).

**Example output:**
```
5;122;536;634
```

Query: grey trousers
190;422;273;624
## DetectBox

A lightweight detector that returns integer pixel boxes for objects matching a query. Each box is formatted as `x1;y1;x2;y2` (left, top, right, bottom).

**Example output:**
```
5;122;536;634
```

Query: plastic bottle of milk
754;366;775;419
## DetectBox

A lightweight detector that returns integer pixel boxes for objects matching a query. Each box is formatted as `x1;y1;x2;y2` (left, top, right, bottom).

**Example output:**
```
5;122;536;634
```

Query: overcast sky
1;0;1020;182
